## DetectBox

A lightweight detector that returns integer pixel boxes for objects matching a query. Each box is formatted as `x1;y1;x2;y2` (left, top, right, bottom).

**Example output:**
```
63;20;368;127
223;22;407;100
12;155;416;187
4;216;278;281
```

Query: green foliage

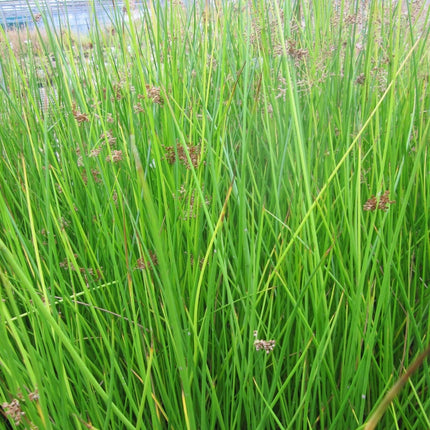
0;0;429;428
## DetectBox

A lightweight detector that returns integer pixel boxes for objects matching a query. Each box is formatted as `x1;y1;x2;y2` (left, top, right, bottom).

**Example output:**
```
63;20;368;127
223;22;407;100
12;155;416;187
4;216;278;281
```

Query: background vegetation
0;0;429;428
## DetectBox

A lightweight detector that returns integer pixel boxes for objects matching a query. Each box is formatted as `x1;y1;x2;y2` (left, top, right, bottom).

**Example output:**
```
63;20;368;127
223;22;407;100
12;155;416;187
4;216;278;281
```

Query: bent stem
364;343;430;430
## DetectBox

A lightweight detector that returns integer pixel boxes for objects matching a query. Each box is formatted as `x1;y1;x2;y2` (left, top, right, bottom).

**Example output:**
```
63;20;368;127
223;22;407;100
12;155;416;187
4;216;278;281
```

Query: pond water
0;1;143;35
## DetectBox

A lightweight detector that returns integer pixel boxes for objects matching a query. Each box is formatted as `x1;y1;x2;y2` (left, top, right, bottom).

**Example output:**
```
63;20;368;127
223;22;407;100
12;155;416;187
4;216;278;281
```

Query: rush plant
0;0;429;428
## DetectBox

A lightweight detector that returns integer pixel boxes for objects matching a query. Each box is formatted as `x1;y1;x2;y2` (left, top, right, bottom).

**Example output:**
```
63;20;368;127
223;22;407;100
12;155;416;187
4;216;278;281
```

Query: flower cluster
141;84;164;105
163;142;203;169
105;150;123;163
135;250;158;270
72;102;89;123
2;399;25;426
59;254;103;284
253;330;276;354
2;389;39;427
363;190;395;212
172;184;211;220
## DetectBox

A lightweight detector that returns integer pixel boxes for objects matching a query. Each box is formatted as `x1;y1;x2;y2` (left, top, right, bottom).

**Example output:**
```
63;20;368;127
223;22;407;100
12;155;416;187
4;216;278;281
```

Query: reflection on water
0;1;143;34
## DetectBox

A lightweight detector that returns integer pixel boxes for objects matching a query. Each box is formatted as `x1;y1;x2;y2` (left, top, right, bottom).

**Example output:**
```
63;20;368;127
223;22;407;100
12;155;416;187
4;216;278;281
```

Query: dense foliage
0;0;429;428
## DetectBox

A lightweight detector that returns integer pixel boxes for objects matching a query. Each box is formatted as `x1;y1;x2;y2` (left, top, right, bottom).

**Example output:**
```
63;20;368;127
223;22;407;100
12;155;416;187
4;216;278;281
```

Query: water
0;1;142;35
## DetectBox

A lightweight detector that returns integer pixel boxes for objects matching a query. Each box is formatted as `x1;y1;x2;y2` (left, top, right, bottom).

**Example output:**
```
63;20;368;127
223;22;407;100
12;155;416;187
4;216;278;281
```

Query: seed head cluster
363;190;395;212
143;84;164;105
135;250;159;270
253;330;276;354
72;102;89;123
2;388;39;427
163;142;203;169
59;254;103;284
